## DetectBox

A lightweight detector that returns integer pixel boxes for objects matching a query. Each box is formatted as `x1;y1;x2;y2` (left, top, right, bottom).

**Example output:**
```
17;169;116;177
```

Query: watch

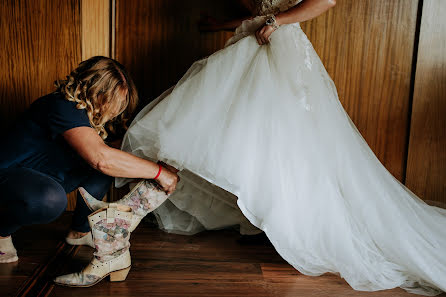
265;15;279;30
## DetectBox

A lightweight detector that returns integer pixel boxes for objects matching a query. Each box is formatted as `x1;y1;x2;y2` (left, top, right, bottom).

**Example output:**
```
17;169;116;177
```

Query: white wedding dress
115;0;446;295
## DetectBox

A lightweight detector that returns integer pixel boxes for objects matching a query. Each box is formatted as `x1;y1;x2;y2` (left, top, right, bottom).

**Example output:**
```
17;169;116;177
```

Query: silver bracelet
265;14;279;30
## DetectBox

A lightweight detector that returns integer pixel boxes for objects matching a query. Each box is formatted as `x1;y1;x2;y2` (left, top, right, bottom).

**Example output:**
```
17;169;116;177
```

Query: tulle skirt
116;18;446;295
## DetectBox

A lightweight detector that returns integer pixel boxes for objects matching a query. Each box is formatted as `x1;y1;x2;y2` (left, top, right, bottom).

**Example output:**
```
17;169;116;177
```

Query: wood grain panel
300;0;419;181
406;0;446;204
0;0;81;126
115;0;235;107
0;0;82;210
81;0;110;59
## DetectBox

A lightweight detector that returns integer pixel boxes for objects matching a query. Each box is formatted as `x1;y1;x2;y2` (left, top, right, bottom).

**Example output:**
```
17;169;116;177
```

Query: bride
116;0;446;295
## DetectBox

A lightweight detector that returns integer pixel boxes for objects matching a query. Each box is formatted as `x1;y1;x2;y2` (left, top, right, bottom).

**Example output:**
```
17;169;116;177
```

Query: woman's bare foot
65;230;94;248
0;236;18;263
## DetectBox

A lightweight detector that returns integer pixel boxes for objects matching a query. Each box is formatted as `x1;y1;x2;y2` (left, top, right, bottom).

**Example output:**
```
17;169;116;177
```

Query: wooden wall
81;0;111;60
0;0;81;127
115;0;235;106
1;0;445;208
406;0;446;205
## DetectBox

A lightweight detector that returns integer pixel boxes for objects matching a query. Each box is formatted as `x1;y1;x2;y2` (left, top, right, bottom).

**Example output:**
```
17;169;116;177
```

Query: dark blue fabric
70;168;113;232
0;92;92;188
0;167;67;236
0;167;113;235
0;92;113;235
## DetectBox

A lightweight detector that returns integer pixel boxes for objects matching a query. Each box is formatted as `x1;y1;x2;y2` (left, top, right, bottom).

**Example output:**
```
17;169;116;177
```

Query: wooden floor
1;213;444;297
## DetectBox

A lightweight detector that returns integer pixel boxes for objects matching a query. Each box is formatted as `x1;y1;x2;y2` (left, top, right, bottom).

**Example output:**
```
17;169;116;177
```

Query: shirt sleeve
48;96;92;139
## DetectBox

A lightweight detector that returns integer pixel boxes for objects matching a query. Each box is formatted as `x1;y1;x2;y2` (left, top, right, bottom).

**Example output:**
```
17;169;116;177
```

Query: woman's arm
255;0;336;45
198;0;256;32
62;127;178;194
199;15;252;32
276;0;336;26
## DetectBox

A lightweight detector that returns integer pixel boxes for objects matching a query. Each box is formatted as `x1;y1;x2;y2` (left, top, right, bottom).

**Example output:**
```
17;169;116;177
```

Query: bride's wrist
265;14;285;30
265;14;279;30
275;14;285;26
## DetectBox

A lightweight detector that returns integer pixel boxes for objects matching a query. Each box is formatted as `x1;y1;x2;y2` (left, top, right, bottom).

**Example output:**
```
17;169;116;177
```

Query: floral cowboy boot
54;204;133;287
79;179;170;232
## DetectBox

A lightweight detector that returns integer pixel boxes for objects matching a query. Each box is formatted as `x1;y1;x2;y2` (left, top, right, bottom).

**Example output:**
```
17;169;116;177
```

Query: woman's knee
0;168;67;227
25;181;67;223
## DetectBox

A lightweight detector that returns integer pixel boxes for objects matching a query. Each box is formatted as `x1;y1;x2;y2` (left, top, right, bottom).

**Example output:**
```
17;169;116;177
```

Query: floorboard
2;213;444;297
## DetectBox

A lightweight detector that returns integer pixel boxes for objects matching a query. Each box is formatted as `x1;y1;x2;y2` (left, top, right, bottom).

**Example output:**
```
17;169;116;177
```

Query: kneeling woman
0;56;179;263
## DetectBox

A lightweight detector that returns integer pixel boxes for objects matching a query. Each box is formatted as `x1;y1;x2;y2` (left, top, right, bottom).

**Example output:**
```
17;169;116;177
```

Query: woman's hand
253;0;336;45
155;167;179;194
255;24;277;45
157;161;179;174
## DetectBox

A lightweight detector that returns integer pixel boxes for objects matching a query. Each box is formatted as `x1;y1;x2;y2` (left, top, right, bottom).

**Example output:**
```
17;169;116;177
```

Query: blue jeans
0;166;112;236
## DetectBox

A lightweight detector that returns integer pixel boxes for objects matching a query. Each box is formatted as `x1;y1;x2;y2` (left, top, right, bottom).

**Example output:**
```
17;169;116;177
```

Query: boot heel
110;266;131;282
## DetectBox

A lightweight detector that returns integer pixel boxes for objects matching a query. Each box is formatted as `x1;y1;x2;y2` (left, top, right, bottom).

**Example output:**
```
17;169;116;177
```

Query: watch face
266;19;273;25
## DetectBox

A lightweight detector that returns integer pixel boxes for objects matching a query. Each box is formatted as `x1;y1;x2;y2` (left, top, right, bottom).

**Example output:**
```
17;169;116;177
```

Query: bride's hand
255;24;276;45
155;167;179;194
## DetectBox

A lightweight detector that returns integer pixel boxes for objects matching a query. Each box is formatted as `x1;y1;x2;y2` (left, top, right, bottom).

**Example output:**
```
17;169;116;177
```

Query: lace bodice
253;0;303;16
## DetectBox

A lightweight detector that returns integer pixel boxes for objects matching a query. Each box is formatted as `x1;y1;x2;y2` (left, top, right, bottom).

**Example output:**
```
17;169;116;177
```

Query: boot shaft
80;180;169;217
88;205;132;262
118;180;169;217
80;179;169;233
